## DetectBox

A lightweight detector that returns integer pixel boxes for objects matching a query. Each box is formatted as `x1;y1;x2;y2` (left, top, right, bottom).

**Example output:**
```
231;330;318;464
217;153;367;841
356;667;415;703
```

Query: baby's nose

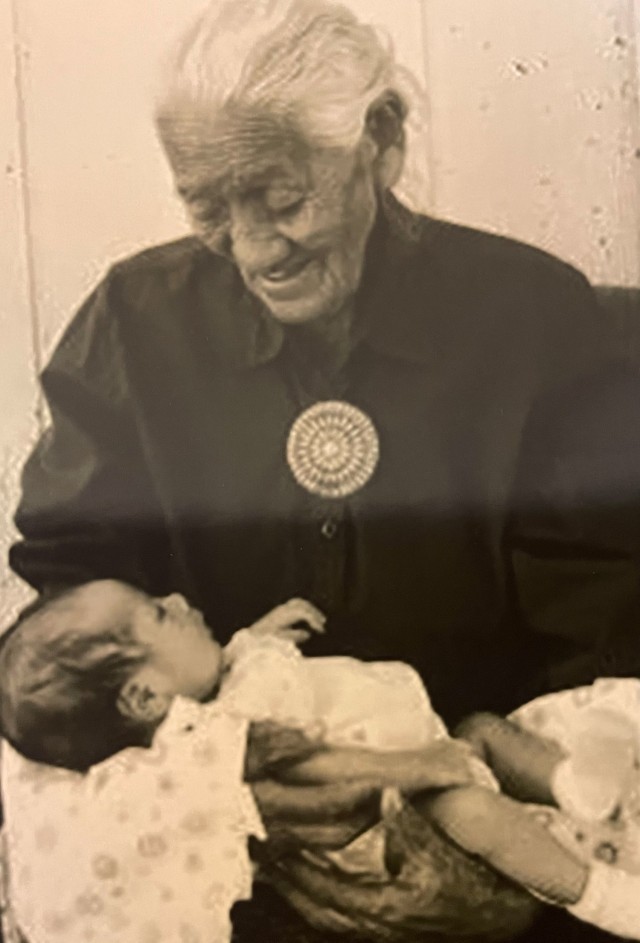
163;593;190;614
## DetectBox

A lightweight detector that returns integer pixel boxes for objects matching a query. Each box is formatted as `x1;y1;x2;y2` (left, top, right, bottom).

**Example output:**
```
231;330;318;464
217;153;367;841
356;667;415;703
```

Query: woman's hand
246;728;480;850
245;720;379;848
244;720;327;781
273;738;480;792
246;597;326;645
263;813;539;939
251;779;380;849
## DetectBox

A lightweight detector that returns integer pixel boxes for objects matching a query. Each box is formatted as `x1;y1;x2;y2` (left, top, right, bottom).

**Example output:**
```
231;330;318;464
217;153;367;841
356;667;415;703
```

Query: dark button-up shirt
11;199;640;727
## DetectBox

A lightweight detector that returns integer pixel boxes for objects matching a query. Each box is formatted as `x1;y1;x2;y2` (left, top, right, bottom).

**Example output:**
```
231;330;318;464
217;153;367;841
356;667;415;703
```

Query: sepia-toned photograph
1;1;640;940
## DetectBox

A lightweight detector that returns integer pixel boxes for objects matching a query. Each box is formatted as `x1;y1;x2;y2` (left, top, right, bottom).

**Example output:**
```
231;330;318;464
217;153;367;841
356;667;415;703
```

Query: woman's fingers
266;854;389;920
251;779;378;823
260;871;360;934
262;812;378;850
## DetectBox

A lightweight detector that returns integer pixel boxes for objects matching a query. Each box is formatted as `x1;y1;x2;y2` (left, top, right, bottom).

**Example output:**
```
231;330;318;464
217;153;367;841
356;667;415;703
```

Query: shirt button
321;519;338;539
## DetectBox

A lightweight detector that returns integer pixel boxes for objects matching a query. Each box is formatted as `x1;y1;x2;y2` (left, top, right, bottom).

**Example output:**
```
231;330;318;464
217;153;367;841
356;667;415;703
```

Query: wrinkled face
161;109;380;323
74;581;223;701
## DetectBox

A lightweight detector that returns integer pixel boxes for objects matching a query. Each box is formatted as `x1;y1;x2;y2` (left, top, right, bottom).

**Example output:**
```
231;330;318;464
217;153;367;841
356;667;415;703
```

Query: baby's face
73;581;224;700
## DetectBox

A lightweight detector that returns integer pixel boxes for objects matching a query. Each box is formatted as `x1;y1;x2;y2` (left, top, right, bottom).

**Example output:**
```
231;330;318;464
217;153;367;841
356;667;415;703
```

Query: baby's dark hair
0;584;153;770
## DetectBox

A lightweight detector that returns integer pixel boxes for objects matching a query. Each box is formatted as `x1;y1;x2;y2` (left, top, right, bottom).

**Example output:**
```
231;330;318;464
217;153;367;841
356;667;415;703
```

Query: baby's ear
117;669;171;724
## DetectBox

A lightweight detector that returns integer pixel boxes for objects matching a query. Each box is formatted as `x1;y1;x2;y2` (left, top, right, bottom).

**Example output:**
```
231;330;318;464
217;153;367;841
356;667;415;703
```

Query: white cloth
222;630;445;750
512;677;640;938
221;630;453;877
1;632;452;943
568;860;640;939
2;707;263;943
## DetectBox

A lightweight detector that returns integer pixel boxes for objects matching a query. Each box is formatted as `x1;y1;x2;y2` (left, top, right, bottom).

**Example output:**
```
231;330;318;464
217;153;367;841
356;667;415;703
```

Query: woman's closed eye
266;188;306;216
188;197;228;227
187;201;232;254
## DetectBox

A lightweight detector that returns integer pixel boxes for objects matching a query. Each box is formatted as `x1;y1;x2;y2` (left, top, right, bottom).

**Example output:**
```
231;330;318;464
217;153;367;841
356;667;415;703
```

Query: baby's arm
423;785;588;906
455;712;565;803
427;785;640;938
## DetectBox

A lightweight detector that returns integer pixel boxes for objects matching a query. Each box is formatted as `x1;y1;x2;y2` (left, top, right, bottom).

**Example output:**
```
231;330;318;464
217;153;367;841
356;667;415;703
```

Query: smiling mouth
261;256;314;284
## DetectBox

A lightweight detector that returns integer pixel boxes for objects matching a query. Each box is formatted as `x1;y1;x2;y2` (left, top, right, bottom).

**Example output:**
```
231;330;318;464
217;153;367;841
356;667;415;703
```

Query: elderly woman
8;1;640;940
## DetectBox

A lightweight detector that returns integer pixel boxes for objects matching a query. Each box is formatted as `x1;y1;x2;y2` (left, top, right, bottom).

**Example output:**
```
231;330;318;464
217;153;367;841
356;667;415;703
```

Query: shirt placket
307;499;349;611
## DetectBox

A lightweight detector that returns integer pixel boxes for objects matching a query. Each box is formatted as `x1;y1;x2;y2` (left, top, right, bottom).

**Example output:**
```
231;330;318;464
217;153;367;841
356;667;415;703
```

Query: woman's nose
229;208;291;274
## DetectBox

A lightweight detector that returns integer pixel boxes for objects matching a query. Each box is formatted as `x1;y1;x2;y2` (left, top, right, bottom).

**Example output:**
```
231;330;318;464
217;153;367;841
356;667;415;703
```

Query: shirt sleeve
568;860;640;938
508;360;640;697
9;271;171;595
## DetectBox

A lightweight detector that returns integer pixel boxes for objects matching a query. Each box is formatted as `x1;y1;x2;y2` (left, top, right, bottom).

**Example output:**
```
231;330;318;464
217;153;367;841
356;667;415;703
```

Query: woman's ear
117;668;172;724
364;90;407;189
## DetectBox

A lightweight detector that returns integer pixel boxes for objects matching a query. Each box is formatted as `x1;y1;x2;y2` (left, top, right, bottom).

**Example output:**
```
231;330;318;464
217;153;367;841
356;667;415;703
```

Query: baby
0;581;489;943
0;580;637;942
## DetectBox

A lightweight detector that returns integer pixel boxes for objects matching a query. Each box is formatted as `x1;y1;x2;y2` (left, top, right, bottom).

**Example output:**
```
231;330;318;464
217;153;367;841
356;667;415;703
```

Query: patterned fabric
512;678;640;936
0;635;453;943
568;860;640;938
1;706;263;943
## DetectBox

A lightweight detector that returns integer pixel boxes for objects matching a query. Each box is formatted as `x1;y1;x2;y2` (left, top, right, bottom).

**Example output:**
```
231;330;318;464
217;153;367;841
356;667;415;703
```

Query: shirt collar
199;192;442;371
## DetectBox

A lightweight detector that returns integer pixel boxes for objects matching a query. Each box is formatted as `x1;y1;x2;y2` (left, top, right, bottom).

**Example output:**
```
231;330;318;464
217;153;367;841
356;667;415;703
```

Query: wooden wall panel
634;0;640;128
0;0;39;620
14;0;205;358
421;0;640;285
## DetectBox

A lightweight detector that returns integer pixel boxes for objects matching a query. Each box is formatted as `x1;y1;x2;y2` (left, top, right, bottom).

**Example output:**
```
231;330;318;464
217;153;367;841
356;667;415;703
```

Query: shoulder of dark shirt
392;205;593;289
358;204;605;375
107;235;219;295
416;214;597;321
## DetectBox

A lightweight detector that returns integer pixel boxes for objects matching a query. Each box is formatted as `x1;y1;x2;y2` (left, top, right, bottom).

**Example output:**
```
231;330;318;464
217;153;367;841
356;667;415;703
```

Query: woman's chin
261;294;329;324
256;277;347;325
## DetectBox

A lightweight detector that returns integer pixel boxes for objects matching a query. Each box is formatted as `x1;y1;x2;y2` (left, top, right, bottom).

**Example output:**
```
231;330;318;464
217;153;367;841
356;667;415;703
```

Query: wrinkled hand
244;721;325;781
245;721;380;849
263;812;539;939
251;779;380;850
247;597;325;645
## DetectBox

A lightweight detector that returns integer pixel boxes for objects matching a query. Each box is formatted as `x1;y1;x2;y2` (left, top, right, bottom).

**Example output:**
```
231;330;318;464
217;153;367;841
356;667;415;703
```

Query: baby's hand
248;598;326;645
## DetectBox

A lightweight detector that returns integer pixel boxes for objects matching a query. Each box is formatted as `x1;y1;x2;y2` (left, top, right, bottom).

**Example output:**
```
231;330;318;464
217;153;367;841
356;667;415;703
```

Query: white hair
155;0;428;211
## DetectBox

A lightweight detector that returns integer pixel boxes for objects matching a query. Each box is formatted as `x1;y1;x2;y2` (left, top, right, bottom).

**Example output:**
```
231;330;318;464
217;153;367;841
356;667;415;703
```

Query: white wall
424;0;640;285
2;0;640;624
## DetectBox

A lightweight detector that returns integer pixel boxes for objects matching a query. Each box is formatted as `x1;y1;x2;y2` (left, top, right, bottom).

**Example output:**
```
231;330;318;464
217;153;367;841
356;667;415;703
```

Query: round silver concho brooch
286;401;380;499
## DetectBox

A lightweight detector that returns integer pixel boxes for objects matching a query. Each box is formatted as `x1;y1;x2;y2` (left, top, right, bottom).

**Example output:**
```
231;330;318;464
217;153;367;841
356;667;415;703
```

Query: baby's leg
417;785;588;906
455;712;565;803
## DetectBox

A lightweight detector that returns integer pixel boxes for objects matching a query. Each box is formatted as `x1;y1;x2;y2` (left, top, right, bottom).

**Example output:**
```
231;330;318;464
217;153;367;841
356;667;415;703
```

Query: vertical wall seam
418;0;437;210
9;0;45;429
629;0;640;279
